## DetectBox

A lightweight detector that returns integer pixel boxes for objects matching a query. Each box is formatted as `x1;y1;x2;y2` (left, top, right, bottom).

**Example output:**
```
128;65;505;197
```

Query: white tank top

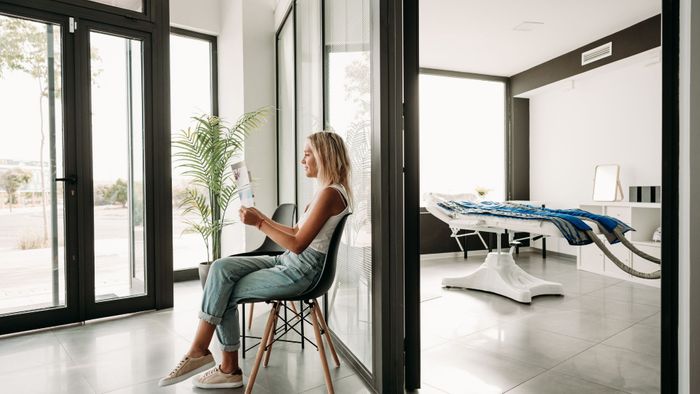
296;184;352;254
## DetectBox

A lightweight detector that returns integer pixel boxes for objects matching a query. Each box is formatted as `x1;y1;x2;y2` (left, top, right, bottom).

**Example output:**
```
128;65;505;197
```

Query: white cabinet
577;202;661;287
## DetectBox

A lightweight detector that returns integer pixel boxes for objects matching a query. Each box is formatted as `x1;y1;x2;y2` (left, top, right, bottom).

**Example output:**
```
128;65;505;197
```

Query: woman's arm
247;207;298;236
240;188;344;254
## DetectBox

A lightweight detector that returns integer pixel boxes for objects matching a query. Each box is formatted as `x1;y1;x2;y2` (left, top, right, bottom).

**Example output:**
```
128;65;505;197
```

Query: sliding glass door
0;3;160;334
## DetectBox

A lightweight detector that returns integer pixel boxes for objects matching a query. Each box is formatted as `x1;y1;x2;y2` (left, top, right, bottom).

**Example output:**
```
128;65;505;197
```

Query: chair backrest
293;212;351;301
257;203;297;252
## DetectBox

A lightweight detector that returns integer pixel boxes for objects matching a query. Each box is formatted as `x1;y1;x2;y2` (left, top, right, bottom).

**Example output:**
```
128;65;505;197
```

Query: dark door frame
400;1;679;393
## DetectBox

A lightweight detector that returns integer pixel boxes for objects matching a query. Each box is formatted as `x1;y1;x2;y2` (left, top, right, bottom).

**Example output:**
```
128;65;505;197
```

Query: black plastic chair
232;203;296;257
243;213;351;394
228;203;296;346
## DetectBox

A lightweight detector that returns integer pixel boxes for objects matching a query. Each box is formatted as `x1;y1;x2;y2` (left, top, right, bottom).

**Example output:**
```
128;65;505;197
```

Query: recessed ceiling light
513;21;544;32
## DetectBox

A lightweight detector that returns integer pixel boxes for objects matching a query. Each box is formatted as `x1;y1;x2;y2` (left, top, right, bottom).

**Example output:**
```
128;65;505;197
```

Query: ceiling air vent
581;42;612;66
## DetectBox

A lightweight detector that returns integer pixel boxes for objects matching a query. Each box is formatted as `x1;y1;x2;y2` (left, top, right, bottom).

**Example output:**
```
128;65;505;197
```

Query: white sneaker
192;365;244;389
158;353;216;386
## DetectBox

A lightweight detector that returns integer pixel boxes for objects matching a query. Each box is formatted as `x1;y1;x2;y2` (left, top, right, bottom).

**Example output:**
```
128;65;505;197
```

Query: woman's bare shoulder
315;186;346;213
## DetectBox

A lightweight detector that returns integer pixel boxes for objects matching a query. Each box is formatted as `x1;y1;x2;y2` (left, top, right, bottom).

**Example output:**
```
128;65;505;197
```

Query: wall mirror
593;164;624;201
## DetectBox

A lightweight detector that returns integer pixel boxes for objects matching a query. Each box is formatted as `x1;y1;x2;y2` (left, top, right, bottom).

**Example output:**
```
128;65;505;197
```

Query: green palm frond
173;110;268;261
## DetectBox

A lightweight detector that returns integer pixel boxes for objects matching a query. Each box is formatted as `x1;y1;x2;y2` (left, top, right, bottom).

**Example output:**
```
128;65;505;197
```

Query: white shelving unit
577;201;661;287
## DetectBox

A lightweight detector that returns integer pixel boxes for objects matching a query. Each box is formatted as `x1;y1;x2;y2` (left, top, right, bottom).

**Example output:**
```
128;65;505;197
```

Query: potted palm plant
173;110;268;288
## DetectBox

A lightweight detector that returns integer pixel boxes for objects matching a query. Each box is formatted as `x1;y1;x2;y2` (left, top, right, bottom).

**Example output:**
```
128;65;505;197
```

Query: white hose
612;228;661;265
586;230;661;279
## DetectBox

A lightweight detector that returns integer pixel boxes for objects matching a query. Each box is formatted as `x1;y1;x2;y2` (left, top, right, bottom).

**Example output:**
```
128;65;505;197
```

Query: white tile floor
416;251;660;394
0;251;660;393
0;281;367;394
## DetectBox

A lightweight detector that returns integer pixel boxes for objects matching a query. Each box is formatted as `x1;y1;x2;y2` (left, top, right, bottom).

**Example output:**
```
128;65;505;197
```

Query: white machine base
442;252;564;303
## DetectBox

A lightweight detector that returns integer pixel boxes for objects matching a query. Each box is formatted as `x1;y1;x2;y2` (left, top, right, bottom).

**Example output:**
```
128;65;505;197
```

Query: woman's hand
246;207;269;222
239;207;264;228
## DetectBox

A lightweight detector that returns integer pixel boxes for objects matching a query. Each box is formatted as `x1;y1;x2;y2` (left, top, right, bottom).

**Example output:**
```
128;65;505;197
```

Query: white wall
170;0;221;35
275;0;293;29
679;0;700;391
217;0;277;252
528;49;662;209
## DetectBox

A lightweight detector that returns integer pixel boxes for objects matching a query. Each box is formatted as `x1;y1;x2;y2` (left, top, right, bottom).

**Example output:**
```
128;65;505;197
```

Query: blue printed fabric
436;200;633;246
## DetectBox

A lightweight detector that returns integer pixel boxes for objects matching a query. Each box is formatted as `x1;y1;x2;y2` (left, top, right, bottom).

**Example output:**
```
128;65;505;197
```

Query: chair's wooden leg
264;303;280;367
245;302;278;394
310;301;335;394
313;298;340;367
290;300;300;319
247;302;255;330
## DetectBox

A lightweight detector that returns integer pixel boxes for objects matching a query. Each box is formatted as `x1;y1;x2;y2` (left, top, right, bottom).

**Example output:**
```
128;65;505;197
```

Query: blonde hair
307;131;353;204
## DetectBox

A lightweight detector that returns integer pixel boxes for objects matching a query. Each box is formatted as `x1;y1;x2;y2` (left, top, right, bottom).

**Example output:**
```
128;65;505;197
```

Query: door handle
55;175;77;184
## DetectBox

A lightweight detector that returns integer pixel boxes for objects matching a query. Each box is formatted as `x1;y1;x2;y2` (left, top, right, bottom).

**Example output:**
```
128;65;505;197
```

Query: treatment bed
425;193;660;303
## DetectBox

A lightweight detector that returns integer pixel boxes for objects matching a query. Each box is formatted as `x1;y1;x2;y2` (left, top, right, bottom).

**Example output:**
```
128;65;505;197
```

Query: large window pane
277;15;296;205
170;32;226;270
0;16;66;315
419;74;506;203
90;31;146;301
325;0;372;370
296;0;323;210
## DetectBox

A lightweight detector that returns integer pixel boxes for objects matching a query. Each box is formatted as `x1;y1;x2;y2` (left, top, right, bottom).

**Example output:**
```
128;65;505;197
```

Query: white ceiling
420;0;661;77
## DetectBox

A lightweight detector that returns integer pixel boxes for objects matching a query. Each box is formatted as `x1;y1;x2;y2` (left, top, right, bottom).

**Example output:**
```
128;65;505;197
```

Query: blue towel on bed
436;200;633;246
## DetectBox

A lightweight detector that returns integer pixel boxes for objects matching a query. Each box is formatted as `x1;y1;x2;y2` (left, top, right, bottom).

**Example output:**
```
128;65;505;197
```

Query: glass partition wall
276;0;374;375
324;0;373;371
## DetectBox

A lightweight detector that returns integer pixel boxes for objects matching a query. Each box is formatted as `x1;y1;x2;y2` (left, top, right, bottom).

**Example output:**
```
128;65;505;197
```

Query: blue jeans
199;248;325;351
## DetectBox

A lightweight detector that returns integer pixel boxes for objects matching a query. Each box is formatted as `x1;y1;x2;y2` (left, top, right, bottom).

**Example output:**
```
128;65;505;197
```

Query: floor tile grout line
517;315;654;394
297;373;362;393
50;330;99;394
422;381;450;393
501;337;624;394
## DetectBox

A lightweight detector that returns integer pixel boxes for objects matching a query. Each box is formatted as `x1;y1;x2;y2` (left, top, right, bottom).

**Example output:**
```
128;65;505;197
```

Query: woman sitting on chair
159;131;353;389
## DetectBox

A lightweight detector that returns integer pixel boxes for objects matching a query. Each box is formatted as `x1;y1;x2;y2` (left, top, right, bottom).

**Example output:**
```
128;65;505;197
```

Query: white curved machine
425;194;606;303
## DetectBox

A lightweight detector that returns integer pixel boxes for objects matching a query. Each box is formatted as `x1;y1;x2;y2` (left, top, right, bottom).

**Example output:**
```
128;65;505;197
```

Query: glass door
0;6;157;333
0;9;79;334
79;22;154;318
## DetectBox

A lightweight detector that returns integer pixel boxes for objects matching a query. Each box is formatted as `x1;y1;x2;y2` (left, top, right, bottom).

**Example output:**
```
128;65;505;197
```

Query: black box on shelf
629;186;661;203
